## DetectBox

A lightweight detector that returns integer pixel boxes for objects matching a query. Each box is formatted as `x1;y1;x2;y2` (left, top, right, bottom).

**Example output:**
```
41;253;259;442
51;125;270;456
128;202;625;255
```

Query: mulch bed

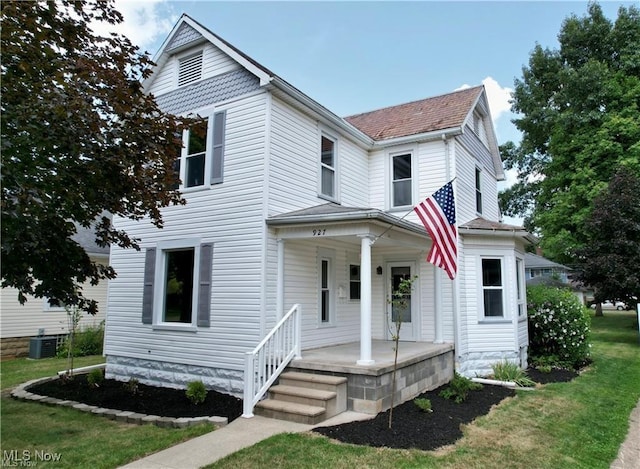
29;374;243;422
27;366;578;450
313;366;579;451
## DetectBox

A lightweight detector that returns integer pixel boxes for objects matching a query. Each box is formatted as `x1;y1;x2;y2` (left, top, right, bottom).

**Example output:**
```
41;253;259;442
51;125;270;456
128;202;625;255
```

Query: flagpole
371;177;457;246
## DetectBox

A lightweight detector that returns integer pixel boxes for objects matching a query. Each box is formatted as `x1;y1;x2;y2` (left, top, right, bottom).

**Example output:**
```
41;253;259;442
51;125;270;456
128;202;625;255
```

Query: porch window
321;259;330;322
482;258;503;317
392;153;412;208
349;264;361;300
320;135;336;199
176;111;226;189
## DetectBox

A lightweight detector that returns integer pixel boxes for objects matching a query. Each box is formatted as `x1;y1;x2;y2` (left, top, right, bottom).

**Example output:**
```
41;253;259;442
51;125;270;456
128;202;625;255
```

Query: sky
98;0;634;208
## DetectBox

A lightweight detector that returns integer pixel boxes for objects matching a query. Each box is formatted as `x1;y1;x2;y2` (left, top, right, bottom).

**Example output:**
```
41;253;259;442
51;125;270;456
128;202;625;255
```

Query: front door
386;262;418;341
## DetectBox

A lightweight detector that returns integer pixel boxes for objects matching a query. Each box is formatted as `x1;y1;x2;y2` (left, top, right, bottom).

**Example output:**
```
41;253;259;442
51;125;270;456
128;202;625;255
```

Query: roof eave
371;127;463;148
459;226;538;244
267;210;428;238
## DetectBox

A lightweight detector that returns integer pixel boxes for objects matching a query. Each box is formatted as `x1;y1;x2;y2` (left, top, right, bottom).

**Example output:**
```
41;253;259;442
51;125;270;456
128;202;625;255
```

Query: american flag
413;182;457;280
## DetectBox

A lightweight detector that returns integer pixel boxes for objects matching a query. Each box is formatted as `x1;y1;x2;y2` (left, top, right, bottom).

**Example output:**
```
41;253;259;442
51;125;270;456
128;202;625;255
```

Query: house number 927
312;228;327;236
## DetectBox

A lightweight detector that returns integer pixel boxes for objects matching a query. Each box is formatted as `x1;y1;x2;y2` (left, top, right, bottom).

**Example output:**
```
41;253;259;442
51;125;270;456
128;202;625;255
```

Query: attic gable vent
178;51;203;86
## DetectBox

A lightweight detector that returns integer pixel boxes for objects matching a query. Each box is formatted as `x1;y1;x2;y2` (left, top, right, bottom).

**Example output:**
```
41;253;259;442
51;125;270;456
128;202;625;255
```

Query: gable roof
345;87;483;141
524;252;571;271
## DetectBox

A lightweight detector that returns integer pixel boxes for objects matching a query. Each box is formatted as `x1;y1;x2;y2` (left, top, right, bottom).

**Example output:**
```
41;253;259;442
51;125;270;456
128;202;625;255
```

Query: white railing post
242;352;255;418
241;303;301;418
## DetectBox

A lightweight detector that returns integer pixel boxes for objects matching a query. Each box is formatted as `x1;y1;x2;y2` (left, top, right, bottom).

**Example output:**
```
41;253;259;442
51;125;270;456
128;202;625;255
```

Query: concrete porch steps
254;371;347;425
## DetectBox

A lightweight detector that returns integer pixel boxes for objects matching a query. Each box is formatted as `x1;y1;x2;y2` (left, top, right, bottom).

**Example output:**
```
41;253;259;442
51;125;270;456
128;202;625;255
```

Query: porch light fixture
376;266;383;275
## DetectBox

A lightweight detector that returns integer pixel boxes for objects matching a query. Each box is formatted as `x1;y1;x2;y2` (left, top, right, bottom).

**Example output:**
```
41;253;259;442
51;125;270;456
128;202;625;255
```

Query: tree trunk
595;303;604;317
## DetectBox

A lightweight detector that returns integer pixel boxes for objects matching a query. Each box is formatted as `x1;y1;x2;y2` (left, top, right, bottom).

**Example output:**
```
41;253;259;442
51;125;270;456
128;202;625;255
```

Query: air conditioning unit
29;337;58;359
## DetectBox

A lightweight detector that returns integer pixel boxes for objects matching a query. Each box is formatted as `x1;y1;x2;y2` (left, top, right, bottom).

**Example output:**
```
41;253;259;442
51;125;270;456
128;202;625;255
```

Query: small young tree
63;305;82;378
387;275;417;429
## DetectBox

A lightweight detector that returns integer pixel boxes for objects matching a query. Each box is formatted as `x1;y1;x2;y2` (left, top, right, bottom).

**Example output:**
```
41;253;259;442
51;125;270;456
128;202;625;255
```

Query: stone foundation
457;349;527;378
1;337;30;359
105;355;244;397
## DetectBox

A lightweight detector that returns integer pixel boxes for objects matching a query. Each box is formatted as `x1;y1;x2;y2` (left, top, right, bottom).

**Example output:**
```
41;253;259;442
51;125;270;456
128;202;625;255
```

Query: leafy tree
575;169;640;311
1;1;189;313
500;2;640;264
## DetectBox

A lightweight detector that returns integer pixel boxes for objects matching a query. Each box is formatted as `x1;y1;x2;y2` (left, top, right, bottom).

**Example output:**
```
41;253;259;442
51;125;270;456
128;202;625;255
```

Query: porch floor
292;340;454;376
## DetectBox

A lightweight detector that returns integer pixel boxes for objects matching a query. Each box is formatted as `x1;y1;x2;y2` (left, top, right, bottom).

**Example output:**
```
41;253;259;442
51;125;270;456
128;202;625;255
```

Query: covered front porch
287;340;454;414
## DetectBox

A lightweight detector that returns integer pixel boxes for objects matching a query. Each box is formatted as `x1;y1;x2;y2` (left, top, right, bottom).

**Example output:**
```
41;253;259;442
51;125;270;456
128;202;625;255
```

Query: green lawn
1;312;638;469
206;311;640;469
1;355;214;468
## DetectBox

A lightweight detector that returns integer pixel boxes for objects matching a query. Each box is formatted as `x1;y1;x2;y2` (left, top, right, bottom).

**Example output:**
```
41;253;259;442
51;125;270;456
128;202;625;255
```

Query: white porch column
357;234;375;365
276;238;285;320
434;267;443;343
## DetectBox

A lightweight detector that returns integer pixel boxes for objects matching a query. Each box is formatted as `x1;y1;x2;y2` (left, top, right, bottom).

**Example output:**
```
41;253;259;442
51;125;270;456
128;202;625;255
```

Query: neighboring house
524;252;571;283
524;252;591;304
104;15;534;418
0;225;109;358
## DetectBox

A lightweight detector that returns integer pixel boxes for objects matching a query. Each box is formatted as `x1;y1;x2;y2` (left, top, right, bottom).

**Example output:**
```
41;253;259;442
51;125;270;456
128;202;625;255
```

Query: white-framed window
176;111;226;189
475;167;483;214
319;134;337;200
44;298;66;311
391;152;412;208
317;248;335;325
481;258;504;318
142;240;213;328
516;258;525;317
178;50;203;87
349;264;361;301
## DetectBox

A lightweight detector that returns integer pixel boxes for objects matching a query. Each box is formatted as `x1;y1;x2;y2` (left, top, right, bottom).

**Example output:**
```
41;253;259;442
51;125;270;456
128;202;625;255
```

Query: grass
205;311;640;469
1;355;214;468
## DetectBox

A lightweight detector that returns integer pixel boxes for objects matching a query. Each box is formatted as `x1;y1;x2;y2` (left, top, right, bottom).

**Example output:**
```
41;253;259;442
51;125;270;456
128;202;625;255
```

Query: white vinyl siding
105;93;267;371
268;97;369;215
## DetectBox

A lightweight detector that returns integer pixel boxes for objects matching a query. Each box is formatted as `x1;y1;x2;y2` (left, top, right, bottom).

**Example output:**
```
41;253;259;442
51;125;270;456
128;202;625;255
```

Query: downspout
443;133;461;365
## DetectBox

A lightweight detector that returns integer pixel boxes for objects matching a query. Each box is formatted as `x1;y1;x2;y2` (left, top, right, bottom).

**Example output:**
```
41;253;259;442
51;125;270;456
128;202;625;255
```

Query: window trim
318;132;339;202
317;248;336;326
177;110;226;191
516;257;526;318
389;150;415;210
152;239;201;328
479;256;506;320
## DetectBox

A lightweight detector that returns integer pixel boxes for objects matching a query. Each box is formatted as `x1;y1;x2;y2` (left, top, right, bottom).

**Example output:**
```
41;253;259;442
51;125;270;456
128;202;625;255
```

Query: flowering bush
527;285;591;369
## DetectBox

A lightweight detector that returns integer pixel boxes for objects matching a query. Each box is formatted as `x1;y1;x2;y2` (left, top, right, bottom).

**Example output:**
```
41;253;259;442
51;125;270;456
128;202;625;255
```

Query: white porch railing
242;304;301;418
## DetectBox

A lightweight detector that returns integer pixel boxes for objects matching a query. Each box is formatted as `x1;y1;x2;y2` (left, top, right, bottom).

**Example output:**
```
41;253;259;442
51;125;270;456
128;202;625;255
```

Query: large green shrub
527;285;591;369
57;321;104;358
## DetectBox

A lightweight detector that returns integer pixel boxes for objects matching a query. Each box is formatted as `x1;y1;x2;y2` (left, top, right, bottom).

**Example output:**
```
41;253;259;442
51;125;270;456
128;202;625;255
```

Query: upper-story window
475;167;483;214
175;111;226;189
392;153;412;208
178;51;203;87
320;135;337;200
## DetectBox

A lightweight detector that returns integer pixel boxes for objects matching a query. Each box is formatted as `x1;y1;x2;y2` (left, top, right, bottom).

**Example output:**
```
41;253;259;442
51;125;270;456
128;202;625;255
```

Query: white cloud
90;0;177;52
456;76;513;124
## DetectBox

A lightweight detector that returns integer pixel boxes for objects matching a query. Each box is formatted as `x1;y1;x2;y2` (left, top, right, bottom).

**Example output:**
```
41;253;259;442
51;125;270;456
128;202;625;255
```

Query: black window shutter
197;243;213;327
142;248;156;324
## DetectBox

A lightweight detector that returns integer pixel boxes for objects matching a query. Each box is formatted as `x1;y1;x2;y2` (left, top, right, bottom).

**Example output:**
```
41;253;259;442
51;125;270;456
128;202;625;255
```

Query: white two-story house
104;15;534;419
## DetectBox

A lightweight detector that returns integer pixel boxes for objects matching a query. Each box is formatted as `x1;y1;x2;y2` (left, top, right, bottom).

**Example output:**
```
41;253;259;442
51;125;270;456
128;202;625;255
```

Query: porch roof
459;217;538;243
266;203;429;238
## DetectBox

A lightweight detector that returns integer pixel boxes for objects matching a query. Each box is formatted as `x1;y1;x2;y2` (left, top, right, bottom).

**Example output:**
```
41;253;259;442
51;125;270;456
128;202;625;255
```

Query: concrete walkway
118;411;372;469
119;399;640;469
611;399;640;469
